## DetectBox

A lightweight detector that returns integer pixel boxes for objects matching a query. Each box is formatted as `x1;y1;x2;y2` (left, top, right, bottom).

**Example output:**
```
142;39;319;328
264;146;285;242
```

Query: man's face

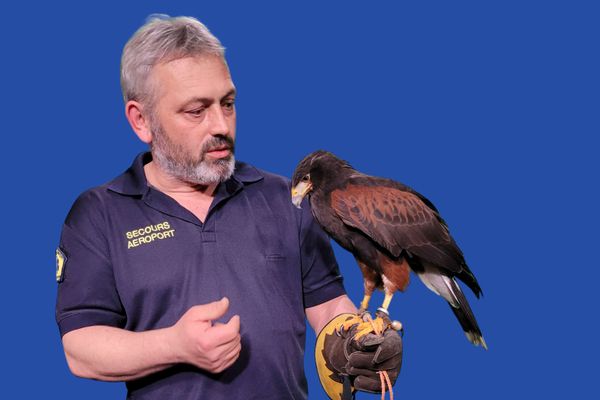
147;55;237;185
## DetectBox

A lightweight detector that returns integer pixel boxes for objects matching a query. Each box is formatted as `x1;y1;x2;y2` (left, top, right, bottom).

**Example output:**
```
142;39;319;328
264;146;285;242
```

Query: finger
347;365;400;382
373;354;402;371
347;351;401;376
214;314;240;331
222;339;242;361
209;315;240;344
354;333;384;350
346;365;378;378
353;375;382;393
226;314;240;333
212;315;239;330
347;351;377;369
212;332;241;358
372;330;402;364
217;341;242;372
190;298;230;322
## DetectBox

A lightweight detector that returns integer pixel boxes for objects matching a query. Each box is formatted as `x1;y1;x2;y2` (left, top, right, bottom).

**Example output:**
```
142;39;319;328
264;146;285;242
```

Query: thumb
191;297;230;322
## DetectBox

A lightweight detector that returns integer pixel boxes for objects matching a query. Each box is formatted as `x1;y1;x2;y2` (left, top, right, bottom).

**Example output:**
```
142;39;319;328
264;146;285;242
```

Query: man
56;15;400;399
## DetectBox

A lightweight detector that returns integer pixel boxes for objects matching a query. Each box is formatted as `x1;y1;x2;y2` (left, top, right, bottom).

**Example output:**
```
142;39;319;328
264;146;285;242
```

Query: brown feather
357;258;382;293
379;254;410;294
331;183;465;274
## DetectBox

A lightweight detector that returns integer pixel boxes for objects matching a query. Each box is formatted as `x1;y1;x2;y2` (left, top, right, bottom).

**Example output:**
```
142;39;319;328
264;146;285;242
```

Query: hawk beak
291;181;312;208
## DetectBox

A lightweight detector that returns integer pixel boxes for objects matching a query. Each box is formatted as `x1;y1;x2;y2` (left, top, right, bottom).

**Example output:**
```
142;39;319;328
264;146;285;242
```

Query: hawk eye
301;174;310;182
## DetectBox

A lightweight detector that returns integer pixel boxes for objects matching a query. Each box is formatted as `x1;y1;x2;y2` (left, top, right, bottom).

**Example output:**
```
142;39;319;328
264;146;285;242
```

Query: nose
208;104;231;137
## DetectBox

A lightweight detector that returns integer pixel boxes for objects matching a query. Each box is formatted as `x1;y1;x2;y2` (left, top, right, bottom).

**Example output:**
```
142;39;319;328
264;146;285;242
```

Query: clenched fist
169;297;241;373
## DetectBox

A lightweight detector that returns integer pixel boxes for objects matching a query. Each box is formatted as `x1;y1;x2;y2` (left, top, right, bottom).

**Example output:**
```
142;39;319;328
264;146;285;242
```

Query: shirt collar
107;152;264;196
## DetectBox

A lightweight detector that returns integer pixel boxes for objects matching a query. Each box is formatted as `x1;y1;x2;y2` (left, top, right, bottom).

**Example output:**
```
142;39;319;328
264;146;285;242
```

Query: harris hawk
291;150;486;349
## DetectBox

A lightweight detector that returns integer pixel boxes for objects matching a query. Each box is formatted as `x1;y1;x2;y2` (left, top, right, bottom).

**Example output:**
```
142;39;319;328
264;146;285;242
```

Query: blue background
2;1;598;399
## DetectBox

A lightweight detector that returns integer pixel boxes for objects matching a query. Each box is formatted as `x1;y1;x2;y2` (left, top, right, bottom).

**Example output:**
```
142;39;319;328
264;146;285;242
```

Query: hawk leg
347;293;403;341
339;268;377;332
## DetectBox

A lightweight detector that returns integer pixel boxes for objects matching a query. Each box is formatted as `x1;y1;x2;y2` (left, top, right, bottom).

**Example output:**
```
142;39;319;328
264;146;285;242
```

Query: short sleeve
55;190;126;337
299;199;347;308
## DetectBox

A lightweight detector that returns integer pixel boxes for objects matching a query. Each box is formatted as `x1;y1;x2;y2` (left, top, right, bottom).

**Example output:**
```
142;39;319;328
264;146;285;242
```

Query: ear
125;100;152;144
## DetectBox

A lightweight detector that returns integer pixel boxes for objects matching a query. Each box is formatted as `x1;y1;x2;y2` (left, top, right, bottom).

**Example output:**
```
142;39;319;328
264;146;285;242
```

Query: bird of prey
291;150;486;349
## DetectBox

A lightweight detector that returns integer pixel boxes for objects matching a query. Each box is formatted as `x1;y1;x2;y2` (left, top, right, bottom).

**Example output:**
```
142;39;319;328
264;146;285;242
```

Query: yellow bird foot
338;310;402;342
352;314;388;341
339;314;363;333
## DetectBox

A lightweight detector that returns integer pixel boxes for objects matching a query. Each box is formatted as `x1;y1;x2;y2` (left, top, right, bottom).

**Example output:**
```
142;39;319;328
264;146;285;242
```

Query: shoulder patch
56;247;67;283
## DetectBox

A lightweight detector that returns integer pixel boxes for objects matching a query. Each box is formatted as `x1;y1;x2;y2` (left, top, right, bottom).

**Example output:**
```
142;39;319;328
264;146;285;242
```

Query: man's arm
306;294;357;334
62;298;241;381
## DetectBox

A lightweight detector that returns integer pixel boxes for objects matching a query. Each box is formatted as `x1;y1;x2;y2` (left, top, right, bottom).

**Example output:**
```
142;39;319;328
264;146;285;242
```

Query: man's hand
345;327;402;392
170;297;241;373
316;313;402;399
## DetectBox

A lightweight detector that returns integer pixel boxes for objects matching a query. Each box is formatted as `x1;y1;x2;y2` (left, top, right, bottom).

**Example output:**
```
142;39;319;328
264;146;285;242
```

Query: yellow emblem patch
56;248;67;283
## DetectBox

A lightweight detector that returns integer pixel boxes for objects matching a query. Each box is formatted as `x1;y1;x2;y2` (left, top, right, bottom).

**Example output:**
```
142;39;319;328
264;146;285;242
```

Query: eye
222;99;235;113
186;107;205;117
301;174;310;182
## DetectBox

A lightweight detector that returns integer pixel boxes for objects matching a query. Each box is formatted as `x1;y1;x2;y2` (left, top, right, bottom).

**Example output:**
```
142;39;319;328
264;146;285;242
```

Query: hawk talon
338;314;364;334
352;316;387;341
337;309;399;342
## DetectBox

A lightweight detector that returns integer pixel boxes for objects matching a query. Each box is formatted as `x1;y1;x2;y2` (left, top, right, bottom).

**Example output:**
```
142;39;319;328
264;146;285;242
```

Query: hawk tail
447;278;488;350
417;263;487;349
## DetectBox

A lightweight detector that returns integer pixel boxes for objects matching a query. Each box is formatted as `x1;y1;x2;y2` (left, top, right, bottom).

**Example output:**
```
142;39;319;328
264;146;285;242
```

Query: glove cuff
315;313;356;400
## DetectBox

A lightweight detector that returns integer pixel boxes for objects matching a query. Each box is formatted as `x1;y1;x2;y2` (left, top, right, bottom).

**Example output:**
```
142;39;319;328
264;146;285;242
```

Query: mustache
201;135;235;154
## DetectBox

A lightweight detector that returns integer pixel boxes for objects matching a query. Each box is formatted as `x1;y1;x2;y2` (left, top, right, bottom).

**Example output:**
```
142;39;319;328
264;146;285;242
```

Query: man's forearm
62;325;178;381
306;294;358;334
61;299;242;381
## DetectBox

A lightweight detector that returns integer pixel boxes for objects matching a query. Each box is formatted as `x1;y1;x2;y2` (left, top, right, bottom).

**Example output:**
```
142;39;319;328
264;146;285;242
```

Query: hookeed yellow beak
291;181;313;208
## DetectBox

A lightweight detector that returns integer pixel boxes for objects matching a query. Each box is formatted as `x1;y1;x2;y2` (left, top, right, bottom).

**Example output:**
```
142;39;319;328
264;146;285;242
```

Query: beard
149;118;235;186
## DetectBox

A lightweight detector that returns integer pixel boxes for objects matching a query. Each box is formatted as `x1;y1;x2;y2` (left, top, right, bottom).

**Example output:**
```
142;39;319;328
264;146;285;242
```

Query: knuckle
205;364;218;373
208;353;220;364
211;360;226;373
196;339;211;354
215;363;226;373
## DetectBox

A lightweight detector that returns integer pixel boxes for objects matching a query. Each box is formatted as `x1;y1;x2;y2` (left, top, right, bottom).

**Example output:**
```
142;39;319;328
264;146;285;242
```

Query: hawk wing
330;178;465;275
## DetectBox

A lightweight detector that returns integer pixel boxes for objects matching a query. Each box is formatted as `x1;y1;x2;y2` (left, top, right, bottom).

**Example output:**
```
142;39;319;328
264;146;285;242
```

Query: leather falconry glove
315;313;403;399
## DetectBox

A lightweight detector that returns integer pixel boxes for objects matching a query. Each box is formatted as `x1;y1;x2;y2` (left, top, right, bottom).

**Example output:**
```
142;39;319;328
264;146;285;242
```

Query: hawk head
291;150;353;208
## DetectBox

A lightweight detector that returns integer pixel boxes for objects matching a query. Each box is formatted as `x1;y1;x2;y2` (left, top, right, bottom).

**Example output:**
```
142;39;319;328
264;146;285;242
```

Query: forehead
151;55;235;105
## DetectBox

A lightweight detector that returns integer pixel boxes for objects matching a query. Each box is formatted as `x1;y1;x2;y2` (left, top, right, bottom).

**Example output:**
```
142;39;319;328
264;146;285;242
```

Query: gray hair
120;14;225;107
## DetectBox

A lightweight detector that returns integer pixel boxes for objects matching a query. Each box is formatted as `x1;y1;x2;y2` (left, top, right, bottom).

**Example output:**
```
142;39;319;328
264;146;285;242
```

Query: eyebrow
180;88;237;108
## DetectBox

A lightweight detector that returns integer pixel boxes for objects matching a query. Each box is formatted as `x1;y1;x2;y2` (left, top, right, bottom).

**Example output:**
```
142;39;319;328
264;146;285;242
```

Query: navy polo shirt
56;152;346;399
